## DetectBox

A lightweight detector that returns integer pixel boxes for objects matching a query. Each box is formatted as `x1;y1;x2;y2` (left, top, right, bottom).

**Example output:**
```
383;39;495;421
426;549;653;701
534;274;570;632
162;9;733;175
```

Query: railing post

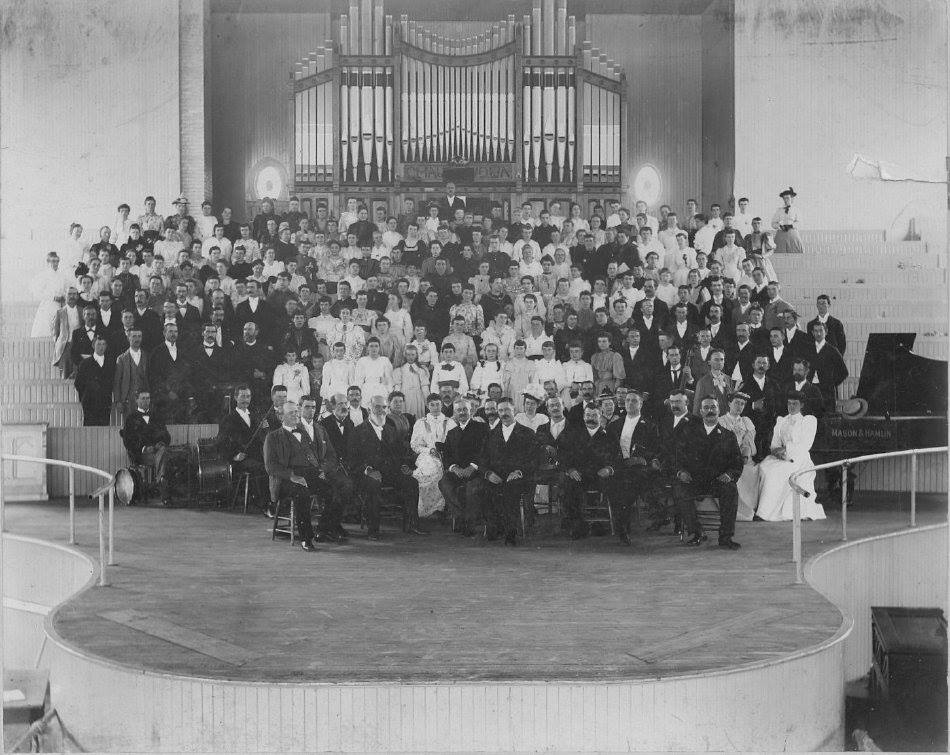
97;493;108;587
840;463;848;542
108;485;115;565
910;453;918;527
792;488;803;584
68;467;76;545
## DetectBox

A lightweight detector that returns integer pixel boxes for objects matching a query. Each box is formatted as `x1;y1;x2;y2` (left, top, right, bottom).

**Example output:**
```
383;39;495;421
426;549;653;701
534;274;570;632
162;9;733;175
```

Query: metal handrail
0;453;115;587
787;446;948;584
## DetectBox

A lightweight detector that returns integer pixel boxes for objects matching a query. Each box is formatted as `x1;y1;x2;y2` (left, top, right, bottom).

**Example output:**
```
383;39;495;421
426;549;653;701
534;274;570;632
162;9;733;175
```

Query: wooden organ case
290;0;625;215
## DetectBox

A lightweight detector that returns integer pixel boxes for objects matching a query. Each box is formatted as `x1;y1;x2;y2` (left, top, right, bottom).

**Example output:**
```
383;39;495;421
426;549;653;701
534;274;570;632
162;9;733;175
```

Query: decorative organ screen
291;0;624;190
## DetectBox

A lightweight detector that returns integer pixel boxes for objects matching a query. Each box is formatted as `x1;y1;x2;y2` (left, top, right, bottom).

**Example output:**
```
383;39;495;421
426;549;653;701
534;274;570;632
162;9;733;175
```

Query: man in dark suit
298;394;353;541
438;181;466;221
766;327;794;384
122;389;171;505
95;291;123;343
740;354;784;461
607;391;663;535
783;358;825;418
665;303;699;352
234;279;278;346
656;388;695;534
70;305;106;376
347;395;423;539
565;380;598;426
726;323;758;386
75;335;115;426
439;397;488;536
632;298;665;352
672;395;743;549
804;321;849;414
231;322;276;410
131;289;163;350
558;404;621;541
807;295;847;356
649;344;695;420
170;283;203;345
705;304;734;351
632;280;668;321
149;322;193;423
218;383;267;490
191;324;232;422
620;328;657;396
781;310;813;360
319;393;356;463
478;397;538;544
263;401;322;551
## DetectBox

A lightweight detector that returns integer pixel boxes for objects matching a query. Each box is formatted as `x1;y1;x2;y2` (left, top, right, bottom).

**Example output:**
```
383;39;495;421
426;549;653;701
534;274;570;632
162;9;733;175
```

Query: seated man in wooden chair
558;404;622;542
121;389;171;506
671;395;743;550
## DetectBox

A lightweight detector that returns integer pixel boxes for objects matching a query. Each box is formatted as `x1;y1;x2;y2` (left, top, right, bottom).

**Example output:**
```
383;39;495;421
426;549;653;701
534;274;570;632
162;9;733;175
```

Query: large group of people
32;182;849;550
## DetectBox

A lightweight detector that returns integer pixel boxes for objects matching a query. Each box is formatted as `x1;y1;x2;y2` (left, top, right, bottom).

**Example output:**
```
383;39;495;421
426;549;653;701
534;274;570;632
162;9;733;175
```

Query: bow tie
86;328;95;333
441;363;453;370
289;428;302;436
140;412;149;417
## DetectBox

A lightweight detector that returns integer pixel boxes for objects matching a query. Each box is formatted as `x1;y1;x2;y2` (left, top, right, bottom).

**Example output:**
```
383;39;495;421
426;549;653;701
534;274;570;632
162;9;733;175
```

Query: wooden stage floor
5;495;946;684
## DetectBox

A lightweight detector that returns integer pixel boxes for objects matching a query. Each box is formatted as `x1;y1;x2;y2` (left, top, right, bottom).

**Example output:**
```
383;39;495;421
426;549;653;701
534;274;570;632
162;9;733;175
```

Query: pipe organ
291;0;624;197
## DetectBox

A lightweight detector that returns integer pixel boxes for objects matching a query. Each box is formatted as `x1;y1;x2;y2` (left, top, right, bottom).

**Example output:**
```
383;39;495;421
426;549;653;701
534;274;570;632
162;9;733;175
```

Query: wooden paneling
210;12;330;219
46;634;845;751
586;14;703;211
807;524;949;681
46;425;218;496
0;0;181;302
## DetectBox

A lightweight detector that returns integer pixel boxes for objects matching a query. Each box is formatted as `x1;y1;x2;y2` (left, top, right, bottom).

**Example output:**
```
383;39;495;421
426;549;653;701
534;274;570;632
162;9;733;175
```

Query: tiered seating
1;308;83;425
772;231;948;399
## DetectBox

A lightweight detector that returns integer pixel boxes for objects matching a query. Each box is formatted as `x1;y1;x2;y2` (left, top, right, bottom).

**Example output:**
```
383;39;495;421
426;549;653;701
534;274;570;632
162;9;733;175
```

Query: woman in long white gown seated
756;390;826;521
409;394;456;518
718;391;759;521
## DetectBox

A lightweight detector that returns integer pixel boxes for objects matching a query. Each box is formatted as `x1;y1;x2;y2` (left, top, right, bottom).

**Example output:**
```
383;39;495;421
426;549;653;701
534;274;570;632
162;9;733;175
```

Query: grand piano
813;333;948;462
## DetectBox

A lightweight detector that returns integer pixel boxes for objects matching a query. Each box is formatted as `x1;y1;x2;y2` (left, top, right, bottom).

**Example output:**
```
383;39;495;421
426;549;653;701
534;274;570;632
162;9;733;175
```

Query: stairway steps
1;404;85;426
800;229;886;245
3;339;57;360
0;382;78;404
775;270;947;286
1;362;62;380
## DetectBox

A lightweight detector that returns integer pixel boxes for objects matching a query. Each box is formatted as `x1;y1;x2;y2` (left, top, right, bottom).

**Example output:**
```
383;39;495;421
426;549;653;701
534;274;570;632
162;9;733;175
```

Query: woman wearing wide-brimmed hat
770;187;803;254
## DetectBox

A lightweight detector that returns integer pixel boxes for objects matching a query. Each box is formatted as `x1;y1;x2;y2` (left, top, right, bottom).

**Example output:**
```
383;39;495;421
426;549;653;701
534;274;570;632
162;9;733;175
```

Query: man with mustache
672;395;743;550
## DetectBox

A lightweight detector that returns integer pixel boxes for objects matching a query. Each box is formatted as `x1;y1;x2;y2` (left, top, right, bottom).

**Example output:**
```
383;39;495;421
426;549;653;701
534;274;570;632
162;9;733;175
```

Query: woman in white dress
272;349;311;404
503;341;537;412
410;394;455;517
756;390;825;521
718;392;760;521
770;187;803;254
353;338;393;407
61;223;87;273
392;344;429;418
30;252;71;338
384;293;414;342
470;342;505;401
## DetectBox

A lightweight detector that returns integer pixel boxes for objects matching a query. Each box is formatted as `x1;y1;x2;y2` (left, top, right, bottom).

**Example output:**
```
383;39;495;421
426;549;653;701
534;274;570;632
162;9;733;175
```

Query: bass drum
196;438;231;501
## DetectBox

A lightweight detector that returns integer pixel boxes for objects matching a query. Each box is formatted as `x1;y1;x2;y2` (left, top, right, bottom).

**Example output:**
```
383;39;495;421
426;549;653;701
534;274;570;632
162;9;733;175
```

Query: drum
196;438;231;500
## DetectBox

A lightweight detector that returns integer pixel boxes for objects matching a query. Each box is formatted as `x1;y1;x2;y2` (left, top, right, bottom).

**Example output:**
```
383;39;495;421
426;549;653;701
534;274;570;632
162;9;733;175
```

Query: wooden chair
359;484;407;532
272;493;323;545
581;486;615;536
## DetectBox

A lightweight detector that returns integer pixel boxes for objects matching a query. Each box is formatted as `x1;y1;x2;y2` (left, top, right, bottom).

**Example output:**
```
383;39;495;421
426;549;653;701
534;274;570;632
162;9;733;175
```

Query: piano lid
855;333;947;417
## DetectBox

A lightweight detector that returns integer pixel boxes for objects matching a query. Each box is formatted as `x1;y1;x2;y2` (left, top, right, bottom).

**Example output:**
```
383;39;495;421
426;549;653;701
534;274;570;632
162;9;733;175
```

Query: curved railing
0;454;115;586
788;446;948;583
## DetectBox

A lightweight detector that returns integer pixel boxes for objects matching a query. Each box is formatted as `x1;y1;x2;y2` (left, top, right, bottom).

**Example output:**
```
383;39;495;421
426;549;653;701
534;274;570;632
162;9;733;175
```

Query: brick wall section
179;0;212;202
